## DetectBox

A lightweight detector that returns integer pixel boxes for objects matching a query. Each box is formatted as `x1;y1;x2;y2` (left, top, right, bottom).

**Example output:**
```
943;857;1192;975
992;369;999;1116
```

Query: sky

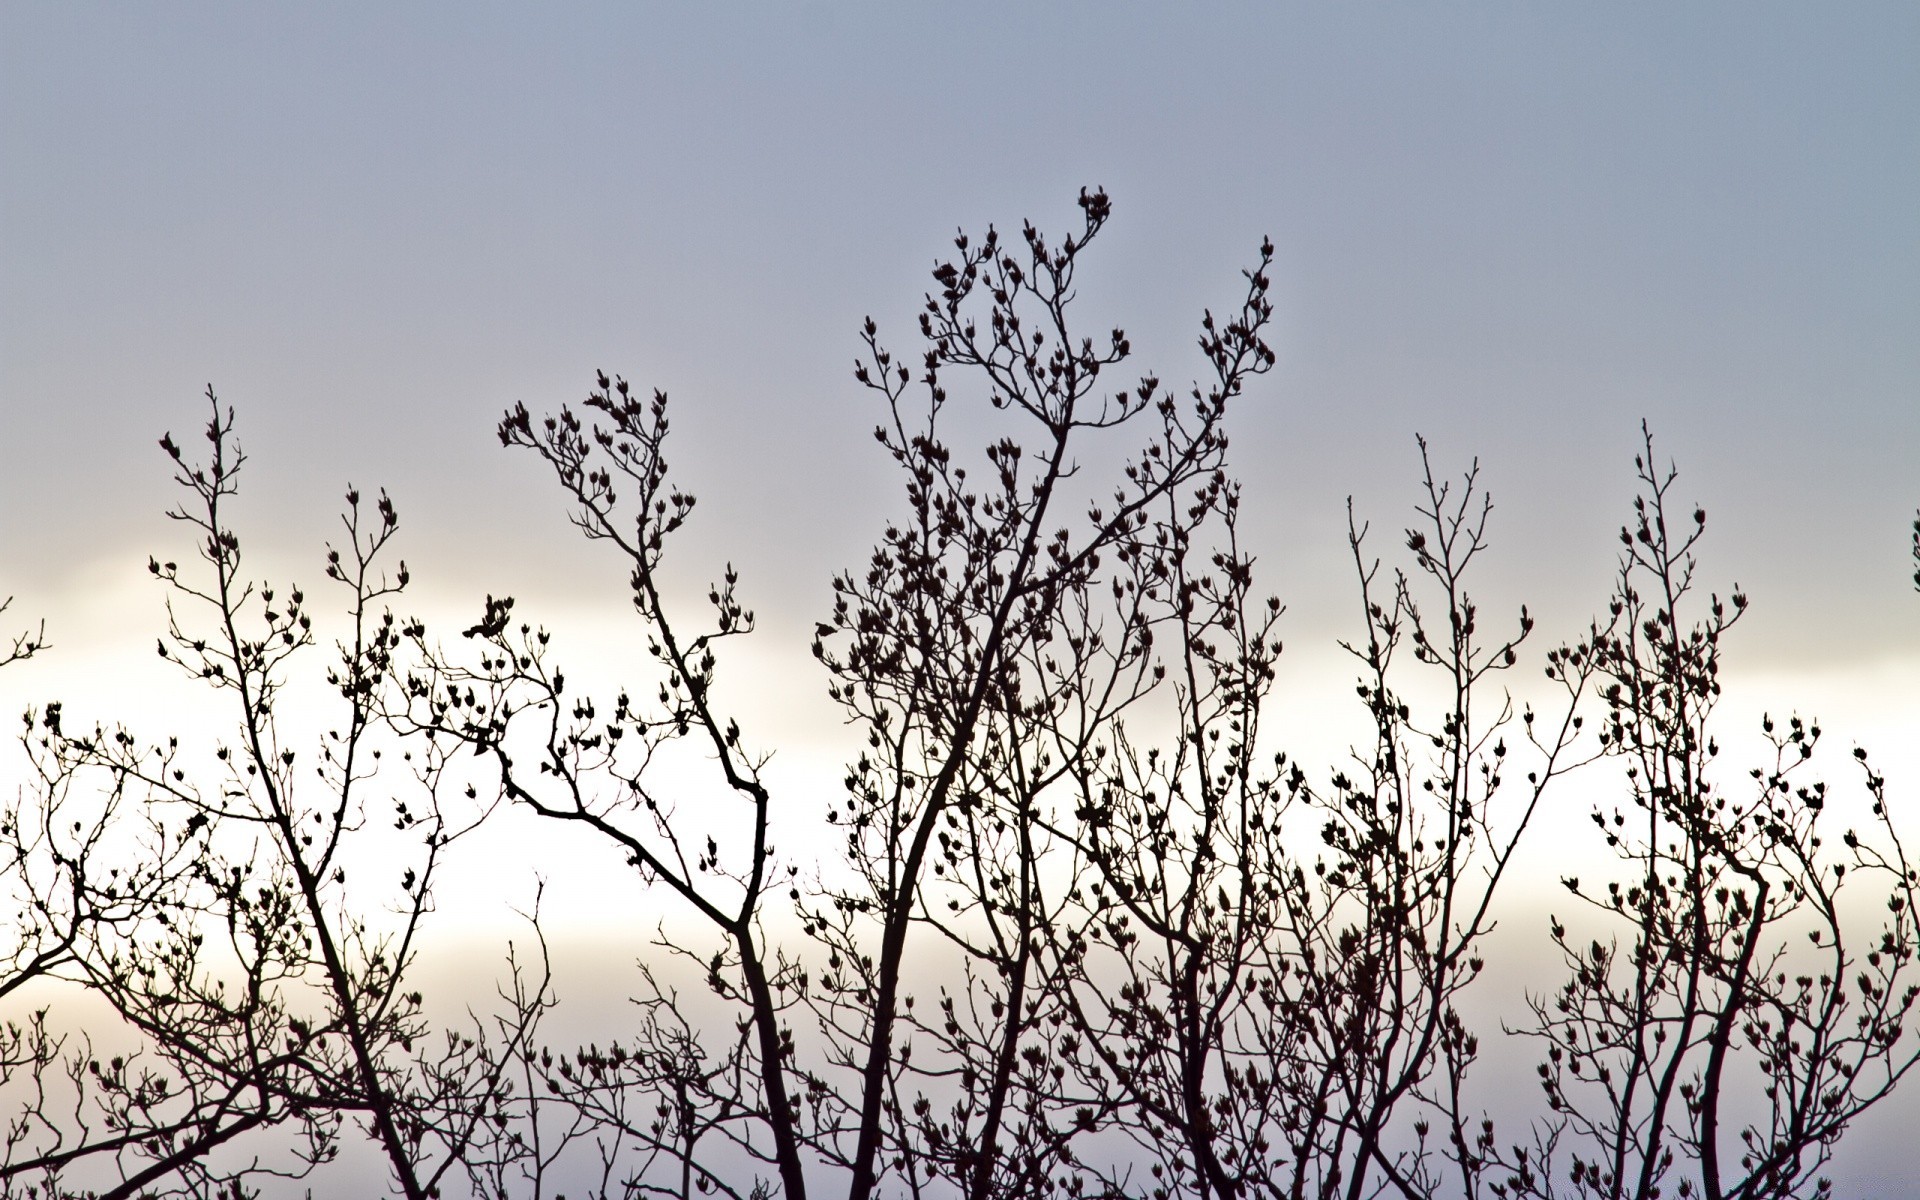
3;2;1919;1190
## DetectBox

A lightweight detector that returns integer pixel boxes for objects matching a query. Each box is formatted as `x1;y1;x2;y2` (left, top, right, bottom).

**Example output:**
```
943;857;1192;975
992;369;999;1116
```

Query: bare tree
3;398;542;1200
390;195;1920;1200
1051;439;1611;1200
3;196;1917;1200
395;371;818;1199
810;188;1275;1200
0;594;214;1193
400;188;1284;1199
1492;428;1920;1200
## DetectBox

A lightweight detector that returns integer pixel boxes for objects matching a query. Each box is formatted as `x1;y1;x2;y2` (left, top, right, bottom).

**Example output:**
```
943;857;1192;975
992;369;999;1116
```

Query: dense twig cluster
1486;434;1920;1200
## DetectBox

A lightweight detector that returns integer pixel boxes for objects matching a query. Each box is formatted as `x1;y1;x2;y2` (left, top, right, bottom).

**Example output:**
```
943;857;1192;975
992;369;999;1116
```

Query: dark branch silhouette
3;197;1916;1200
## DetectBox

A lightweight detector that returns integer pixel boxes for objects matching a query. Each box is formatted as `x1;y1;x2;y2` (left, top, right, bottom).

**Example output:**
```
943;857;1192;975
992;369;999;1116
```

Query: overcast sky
3;3;1918;1186
6;2;1917;656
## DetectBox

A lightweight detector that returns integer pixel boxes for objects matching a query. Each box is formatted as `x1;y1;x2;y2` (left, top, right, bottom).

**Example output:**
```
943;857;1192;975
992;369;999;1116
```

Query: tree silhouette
1489;431;1920;1200
3;193;1916;1199
4;402;551;1199
1052;443;1610;1200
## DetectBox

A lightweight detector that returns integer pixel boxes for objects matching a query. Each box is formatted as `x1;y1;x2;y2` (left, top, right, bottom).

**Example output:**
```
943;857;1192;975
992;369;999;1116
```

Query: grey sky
4;3;1919;1190
5;3;1916;672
